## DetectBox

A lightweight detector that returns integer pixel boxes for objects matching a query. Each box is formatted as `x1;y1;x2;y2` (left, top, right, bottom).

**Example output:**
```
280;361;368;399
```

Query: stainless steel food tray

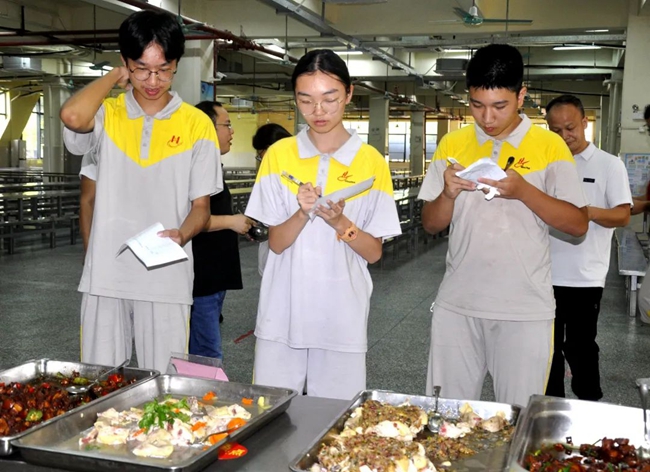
290;389;521;472
14;374;297;472
508;394;646;472
0;358;157;456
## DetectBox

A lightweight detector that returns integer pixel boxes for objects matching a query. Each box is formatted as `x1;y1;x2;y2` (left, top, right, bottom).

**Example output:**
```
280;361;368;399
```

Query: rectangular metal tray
508;395;647;471
290;389;521;472
14;374;297;472
0;358;158;456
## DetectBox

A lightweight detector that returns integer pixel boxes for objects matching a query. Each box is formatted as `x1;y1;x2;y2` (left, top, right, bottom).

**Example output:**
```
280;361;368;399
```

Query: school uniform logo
337;171;356;184
514;157;530;170
167;135;182;147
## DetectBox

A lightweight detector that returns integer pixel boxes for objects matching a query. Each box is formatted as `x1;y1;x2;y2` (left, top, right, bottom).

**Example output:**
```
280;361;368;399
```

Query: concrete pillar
437;119;449;143
174;40;204;106
606;73;623;155
409;111;425;175
42;78;71;174
594;97;606;149
368;96;389;157
621;14;650;155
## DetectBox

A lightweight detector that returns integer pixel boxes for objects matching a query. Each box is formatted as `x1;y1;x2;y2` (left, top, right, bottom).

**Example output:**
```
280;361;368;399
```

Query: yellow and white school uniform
245;127;401;399
63;90;221;372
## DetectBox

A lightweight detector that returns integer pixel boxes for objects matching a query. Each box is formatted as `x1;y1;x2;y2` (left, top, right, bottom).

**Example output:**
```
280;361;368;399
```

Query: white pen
281;170;304;186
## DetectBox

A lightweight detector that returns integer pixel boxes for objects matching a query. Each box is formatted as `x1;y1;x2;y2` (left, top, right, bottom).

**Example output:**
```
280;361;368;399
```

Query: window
425;121;438;163
388;121;410;162
24;95;43;160
343;120;369;143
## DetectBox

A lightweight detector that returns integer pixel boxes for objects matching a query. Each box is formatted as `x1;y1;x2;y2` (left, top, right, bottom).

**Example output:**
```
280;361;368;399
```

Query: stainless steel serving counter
0;395;349;472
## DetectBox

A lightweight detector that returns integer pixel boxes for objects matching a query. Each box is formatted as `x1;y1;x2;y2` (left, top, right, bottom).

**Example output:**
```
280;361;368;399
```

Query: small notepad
117;222;188;269
453;157;507;201
309;176;375;220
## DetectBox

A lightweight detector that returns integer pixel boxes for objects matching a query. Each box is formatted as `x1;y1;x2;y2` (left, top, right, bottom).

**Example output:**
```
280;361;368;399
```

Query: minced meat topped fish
313;434;436;472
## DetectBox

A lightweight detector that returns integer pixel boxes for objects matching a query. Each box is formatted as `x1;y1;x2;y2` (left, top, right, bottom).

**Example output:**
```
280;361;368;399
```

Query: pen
504;156;515;171
281;171;304;186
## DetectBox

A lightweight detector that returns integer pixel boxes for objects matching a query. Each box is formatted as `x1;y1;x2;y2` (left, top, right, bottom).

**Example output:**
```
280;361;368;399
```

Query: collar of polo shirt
475;114;532;149
574;142;596;161
125;89;183;120
296;127;363;166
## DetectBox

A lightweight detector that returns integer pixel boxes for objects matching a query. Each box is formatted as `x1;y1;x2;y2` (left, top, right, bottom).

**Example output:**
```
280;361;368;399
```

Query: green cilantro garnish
138;396;191;433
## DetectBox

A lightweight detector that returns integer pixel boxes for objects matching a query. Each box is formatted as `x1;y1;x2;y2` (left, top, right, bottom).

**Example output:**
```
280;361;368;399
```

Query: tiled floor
1;232;649;408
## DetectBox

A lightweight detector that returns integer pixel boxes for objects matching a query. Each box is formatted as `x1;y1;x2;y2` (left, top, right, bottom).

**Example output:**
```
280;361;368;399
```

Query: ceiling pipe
0;29;119;37
0;34;216;47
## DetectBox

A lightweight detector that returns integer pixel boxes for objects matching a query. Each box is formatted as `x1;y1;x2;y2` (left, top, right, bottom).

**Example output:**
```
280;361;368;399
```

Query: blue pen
281;171;322;198
281;171;304;186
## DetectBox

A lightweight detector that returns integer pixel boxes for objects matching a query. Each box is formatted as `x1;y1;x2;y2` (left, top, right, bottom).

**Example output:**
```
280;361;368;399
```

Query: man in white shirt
546;94;633;400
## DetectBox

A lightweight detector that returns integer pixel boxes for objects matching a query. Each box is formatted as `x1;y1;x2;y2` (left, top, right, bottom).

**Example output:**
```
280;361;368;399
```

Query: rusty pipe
0;34;217;47
0;29;119;37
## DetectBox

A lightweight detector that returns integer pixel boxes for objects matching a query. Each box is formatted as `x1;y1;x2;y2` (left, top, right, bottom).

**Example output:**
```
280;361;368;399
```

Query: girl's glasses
295;97;345;116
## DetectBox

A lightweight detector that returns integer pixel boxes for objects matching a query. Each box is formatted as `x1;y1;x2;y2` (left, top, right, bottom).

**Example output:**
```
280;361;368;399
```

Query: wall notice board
622;153;650;197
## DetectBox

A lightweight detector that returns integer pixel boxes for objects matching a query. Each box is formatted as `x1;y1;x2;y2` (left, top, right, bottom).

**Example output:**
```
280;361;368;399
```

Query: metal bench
615;227;647;317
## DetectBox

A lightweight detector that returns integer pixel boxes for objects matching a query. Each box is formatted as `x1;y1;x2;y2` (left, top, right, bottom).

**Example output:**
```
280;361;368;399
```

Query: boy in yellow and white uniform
61;11;220;372
419;44;588;407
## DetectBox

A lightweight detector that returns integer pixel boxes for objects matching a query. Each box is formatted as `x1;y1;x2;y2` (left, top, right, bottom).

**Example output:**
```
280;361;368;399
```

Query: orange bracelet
337;223;359;242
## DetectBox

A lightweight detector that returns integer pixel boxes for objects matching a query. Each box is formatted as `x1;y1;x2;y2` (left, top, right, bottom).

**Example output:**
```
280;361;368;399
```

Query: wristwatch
337;223;359;243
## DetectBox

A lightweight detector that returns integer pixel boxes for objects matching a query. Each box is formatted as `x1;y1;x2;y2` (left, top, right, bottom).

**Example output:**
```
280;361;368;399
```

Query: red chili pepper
27;386;35;394
107;374;120;384
41;383;51;389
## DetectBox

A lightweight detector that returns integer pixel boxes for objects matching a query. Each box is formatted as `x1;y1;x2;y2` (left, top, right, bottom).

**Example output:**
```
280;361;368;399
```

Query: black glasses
128;67;177;82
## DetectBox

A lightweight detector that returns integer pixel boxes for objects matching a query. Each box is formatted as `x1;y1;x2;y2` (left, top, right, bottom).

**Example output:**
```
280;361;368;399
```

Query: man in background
190;101;254;359
545;94;632;401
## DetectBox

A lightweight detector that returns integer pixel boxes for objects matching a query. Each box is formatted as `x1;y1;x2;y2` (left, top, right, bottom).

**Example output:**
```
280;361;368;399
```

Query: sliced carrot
191;421;207;432
241;397;253;406
208;432;228;445
132;428;146;437
203;391;217;402
227;417;246;431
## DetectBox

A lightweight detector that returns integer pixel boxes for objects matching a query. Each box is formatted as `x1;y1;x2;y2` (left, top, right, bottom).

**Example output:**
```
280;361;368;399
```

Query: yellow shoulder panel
103;98;218;168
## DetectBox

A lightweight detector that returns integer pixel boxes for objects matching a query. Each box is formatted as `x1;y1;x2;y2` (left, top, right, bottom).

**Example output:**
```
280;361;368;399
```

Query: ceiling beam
255;0;422;78
284;33;627;49
77;0;140;16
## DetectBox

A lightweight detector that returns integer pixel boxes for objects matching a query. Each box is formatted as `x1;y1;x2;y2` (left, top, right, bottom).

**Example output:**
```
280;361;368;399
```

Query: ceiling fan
431;0;533;26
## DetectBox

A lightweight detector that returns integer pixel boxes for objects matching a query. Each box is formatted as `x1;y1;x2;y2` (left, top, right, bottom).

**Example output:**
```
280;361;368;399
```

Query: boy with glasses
60;10;221;372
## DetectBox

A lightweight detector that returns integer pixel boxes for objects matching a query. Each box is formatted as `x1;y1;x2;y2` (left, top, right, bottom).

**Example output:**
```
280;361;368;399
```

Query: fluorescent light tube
553;45;601;50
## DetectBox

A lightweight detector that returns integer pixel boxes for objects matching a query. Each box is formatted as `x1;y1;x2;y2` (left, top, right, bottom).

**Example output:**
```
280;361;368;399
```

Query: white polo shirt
245;128;401;352
79;151;97;180
550;143;633;288
419;116;587;321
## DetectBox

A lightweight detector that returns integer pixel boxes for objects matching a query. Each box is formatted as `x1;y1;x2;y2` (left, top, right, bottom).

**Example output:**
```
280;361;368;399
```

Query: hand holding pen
282;171;322;216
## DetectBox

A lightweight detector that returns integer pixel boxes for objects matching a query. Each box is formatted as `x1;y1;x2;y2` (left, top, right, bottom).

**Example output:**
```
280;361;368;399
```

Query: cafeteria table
0;395;349;472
